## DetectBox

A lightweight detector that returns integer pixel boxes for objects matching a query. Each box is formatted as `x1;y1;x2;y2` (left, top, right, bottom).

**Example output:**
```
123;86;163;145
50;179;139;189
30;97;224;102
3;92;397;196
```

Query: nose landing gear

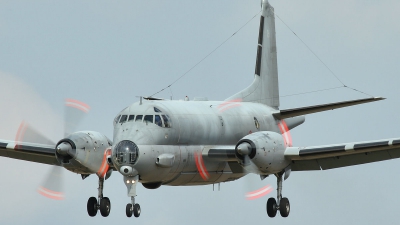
266;172;290;218
124;175;141;218
87;178;111;217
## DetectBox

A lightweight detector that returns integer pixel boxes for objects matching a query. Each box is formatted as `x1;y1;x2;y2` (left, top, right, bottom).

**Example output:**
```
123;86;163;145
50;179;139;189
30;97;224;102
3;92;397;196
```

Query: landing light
126;180;130;184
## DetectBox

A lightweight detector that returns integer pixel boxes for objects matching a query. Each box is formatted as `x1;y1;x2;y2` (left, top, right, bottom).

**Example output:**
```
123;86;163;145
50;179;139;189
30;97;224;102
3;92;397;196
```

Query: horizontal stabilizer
273;97;384;119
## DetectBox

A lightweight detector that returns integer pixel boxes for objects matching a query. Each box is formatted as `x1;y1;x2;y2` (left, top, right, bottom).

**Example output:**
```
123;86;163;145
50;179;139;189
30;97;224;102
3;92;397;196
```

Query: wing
0;139;58;165
285;138;400;171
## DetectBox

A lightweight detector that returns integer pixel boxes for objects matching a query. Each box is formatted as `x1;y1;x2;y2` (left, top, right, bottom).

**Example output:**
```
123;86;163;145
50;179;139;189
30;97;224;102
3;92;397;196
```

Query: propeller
236;142;259;174
15;98;90;200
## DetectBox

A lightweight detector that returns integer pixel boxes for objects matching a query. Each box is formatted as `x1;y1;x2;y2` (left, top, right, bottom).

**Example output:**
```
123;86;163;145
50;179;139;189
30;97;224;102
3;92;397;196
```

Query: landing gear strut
124;175;141;218
266;172;290;218
87;178;111;217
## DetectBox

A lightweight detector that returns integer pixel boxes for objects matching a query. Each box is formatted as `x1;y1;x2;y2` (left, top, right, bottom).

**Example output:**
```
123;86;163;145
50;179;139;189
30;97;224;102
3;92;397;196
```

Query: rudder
226;0;279;109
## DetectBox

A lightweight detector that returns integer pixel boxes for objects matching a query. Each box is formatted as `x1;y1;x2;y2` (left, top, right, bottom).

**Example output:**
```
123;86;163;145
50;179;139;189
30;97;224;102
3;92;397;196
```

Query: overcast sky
0;0;399;224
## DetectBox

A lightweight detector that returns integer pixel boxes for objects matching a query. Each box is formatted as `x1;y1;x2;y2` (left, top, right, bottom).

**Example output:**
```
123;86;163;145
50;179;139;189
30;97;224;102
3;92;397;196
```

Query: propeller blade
245;184;273;200
242;154;260;174
37;165;65;200
15;121;55;145
64;98;90;137
242;173;274;201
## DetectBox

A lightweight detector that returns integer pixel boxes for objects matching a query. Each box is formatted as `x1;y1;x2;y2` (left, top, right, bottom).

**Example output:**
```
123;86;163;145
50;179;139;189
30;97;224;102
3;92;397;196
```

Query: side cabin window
119;115;128;123
135;115;143;122
144;115;154;124
128;115;135;122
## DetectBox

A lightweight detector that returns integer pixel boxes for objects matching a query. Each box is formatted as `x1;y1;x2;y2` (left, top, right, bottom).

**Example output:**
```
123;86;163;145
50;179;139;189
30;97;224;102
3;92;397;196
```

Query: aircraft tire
279;197;290;217
266;198;277;218
87;197;98;217
126;204;133;217
133;203;141;218
100;197;111;217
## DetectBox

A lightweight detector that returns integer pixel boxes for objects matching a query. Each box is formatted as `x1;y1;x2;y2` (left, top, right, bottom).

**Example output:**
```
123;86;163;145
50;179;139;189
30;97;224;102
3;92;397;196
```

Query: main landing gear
124;175;141;218
266;172;290;218
87;178;111;217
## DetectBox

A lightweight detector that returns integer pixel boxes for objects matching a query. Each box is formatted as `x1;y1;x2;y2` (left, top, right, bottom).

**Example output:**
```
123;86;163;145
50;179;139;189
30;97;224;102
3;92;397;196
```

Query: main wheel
100;197;111;217
126;203;133;217
279;197;290;217
266;197;277;218
133;203;141;218
87;197;98;217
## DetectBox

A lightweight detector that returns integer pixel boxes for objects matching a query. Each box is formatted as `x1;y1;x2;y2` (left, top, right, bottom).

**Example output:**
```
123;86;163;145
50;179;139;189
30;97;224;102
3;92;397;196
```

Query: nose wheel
266;173;290;218
87;178;111;217
126;203;141;218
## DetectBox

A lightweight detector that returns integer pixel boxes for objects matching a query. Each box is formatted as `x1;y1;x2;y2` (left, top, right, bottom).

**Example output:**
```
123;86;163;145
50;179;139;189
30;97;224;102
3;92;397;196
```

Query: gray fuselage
113;99;282;186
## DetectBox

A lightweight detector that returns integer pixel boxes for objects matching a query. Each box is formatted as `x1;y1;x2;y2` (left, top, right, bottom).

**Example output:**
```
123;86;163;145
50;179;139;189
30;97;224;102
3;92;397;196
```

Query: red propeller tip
38;186;64;200
65;98;90;113
194;152;209;181
278;120;292;147
245;185;273;200
217;98;242;112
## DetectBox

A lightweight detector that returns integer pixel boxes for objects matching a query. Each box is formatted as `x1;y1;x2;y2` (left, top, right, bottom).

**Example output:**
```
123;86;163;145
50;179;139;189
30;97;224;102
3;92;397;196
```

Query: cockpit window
155;115;162;127
135;115;143;122
154;107;162;112
114;115;121;124
162;115;171;128
119;115;128;123
128;115;135;122
144;115;154;124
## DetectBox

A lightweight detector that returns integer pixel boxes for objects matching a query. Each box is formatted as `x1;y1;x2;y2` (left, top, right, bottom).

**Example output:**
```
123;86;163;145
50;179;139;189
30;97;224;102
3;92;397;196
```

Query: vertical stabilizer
226;0;279;108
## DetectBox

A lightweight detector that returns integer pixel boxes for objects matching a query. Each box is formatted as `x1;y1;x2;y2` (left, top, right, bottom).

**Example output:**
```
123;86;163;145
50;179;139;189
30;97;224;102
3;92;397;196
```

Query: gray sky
0;0;399;224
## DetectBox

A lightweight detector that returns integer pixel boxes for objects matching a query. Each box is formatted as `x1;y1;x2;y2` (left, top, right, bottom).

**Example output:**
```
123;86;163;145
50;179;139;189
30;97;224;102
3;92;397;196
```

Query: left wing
0;139;58;165
285;138;400;171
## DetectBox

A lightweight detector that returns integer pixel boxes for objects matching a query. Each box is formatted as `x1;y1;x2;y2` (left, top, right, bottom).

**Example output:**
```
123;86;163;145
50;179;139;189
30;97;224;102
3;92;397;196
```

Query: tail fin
226;0;279;108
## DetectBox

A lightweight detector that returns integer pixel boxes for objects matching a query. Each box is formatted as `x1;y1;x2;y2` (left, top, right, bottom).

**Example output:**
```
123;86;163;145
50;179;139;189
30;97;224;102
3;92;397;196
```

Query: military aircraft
0;0;398;219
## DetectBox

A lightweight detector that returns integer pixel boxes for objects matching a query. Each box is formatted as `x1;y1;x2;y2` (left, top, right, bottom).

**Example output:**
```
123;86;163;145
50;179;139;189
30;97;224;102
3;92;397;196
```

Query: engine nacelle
235;131;290;174
56;131;112;175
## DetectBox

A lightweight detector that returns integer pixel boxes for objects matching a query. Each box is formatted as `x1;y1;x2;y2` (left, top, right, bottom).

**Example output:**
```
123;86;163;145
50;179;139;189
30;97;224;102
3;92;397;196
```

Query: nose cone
236;142;252;156
56;142;72;156
112;140;140;177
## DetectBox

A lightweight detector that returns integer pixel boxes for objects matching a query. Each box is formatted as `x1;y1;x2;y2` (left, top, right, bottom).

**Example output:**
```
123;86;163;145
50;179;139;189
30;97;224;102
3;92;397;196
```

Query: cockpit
113;107;172;128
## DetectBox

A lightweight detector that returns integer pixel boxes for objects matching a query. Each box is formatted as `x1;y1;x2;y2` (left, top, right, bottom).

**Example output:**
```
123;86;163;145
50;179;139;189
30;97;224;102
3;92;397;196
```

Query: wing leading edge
285;138;400;171
0;139;58;165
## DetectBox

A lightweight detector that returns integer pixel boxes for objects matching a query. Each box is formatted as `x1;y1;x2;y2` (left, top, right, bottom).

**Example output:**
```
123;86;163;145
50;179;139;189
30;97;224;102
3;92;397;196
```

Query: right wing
285;138;400;171
0;139;58;165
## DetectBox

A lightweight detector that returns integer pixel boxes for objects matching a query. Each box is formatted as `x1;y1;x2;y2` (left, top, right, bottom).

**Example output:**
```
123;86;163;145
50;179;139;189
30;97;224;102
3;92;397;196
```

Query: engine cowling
235;131;290;174
55;131;112;175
